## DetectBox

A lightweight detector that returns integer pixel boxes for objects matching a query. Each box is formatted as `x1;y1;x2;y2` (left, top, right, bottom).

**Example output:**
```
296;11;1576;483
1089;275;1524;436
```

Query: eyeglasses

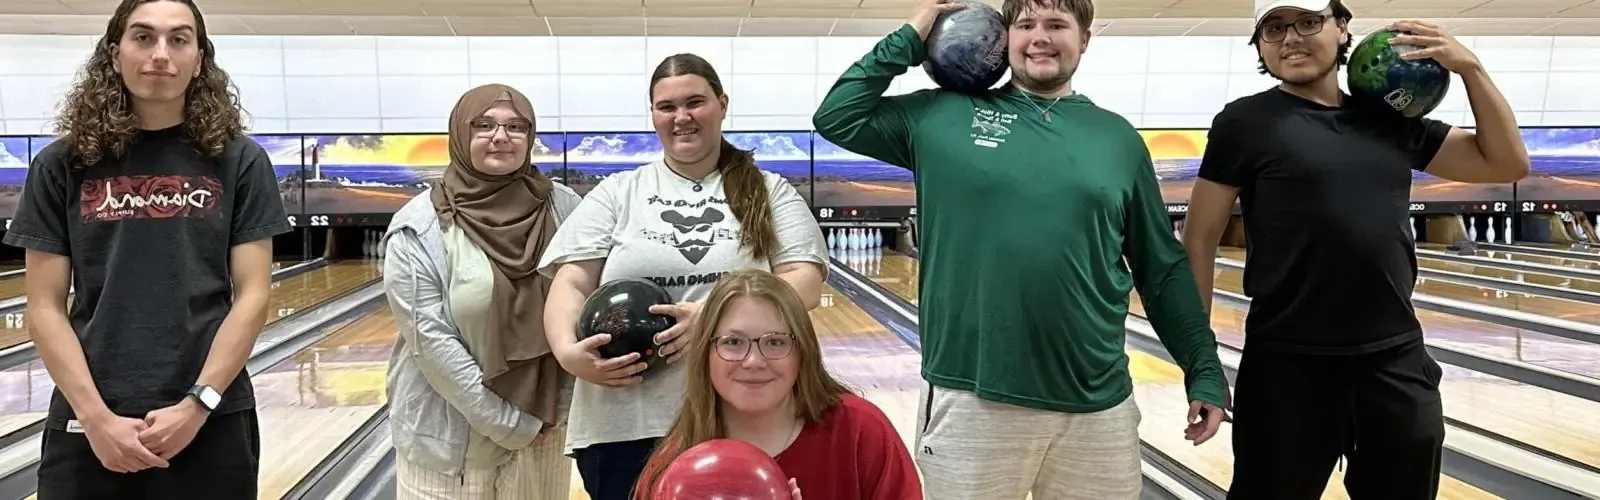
469;119;532;138
713;333;795;362
1257;14;1328;43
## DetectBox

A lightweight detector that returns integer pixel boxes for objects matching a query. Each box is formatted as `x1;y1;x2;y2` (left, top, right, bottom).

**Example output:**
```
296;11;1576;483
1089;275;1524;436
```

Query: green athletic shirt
813;24;1228;413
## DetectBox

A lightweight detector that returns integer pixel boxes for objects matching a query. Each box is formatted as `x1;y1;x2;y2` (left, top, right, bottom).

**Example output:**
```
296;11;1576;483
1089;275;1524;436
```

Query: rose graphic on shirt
661;207;725;265
78;175;223;222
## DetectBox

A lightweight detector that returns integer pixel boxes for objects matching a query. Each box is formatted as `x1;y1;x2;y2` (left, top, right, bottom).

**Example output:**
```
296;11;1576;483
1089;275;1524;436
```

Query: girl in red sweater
634;269;923;500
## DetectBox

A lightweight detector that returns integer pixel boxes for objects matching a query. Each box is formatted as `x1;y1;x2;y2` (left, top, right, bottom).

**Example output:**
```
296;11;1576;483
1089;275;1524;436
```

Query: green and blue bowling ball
923;0;1009;94
1347;28;1451;118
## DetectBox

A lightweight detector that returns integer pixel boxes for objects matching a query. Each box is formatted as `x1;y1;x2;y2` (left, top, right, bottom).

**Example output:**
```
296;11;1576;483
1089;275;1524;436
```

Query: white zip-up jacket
380;184;583;477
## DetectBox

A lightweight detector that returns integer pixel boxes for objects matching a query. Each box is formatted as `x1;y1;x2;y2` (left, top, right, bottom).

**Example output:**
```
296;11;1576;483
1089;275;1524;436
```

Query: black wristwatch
187;384;220;412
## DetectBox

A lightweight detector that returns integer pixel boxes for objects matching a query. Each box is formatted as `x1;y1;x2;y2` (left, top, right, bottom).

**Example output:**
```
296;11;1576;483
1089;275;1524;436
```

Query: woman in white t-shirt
537;53;829;500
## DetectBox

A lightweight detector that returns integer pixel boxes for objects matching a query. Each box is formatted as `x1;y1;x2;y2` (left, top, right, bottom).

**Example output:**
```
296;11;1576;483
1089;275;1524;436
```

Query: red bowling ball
651;439;794;500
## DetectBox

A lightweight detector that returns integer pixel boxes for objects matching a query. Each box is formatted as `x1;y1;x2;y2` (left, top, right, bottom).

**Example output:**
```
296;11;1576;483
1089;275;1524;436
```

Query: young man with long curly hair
2;0;292;497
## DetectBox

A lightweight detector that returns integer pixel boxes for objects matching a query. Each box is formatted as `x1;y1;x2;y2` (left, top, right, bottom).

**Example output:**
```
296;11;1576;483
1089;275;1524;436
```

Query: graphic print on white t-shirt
644;195;734;266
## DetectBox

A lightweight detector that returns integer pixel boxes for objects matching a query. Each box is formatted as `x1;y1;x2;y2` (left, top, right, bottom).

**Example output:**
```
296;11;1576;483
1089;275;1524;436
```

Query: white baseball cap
1254;0;1332;26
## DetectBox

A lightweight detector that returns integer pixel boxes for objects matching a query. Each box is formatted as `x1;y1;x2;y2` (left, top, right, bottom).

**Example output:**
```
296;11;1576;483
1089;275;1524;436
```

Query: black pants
573;437;661;500
37;409;260;500
1227;340;1446;500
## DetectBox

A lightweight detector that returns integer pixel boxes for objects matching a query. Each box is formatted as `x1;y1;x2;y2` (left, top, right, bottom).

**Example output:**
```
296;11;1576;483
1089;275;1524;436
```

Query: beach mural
563;131;813;204
252;134;306;224
809;134;915;211
0;138;30;223
1141;129;1206;206
1514;127;1600;204
0;126;1595;229
300;133;565;221
562;132;662;196
728;131;812;207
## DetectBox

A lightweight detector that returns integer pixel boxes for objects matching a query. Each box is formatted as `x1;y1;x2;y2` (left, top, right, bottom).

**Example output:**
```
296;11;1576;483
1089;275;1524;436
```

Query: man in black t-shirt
2;1;291;498
1182;0;1529;498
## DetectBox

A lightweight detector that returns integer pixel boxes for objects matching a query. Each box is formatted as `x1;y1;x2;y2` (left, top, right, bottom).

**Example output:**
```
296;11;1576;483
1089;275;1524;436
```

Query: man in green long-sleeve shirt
812;0;1228;497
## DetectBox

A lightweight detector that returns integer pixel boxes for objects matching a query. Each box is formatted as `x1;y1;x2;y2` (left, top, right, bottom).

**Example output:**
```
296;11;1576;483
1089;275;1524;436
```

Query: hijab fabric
429;84;563;426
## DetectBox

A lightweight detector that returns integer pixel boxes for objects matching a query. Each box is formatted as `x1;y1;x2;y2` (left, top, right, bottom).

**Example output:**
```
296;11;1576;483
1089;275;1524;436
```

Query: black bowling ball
576;278;677;376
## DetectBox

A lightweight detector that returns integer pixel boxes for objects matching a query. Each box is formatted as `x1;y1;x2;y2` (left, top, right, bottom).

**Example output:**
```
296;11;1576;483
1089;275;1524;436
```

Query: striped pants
915;384;1144;500
397;425;572;500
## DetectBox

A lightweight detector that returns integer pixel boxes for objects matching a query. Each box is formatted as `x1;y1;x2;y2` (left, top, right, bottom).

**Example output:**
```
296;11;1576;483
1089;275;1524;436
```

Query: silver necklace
1027;95;1063;123
666;162;708;192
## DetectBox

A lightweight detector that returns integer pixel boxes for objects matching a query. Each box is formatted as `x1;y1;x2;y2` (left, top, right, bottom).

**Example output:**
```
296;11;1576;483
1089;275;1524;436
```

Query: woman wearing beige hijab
381;83;583;499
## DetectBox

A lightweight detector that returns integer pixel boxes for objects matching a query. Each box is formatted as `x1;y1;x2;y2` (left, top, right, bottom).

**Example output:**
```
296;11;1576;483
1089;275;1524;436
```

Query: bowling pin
1486;222;1496;244
826;229;836;250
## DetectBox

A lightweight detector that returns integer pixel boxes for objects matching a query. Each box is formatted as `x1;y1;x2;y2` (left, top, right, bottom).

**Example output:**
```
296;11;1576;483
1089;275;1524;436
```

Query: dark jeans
1227;340;1446;500
573;437;662;500
37;409;260;500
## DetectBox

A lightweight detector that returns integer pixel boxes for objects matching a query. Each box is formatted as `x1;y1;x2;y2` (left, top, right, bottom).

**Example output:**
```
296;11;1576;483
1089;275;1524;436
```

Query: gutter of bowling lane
0;257;331;373
823;256;1221;500
1475;242;1600;263
1417;248;1600;283
1214;257;1600;348
0;269;23;281
1414;262;1600;306
0;275;387;500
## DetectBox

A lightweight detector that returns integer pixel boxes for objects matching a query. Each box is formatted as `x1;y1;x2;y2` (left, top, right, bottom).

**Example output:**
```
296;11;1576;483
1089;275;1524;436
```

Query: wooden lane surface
1168;269;1600;471
830;247;920;306
0;273;25;303
1215;250;1600;380
0;260;383;443
256;307;397;500
808;283;925;448
0;259;382;352
1220;248;1600;326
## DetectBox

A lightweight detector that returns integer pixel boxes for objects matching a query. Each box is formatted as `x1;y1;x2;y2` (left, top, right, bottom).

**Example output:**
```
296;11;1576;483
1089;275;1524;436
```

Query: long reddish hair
633;270;851;498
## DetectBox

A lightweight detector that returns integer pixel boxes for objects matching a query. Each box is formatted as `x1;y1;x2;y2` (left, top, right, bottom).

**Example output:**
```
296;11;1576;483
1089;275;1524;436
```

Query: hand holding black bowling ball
648;301;704;364
555;333;649;387
1386;20;1481;75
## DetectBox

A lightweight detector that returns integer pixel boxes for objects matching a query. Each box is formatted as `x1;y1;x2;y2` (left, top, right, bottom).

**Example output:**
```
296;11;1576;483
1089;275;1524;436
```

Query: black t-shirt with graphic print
2;125;293;429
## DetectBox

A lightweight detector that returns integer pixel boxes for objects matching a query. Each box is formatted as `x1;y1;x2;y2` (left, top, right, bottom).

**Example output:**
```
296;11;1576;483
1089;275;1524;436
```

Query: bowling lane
0;260;383;440
809;283;924;451
256;307;396;499
834;247;919;305
0;274;25;303
1220;248;1600;325
0;260;382;352
850;252;1492;498
1163;270;1600;469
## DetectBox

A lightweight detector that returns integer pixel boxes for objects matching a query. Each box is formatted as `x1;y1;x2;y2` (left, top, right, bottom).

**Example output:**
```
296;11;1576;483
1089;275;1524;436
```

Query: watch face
196;386;221;409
